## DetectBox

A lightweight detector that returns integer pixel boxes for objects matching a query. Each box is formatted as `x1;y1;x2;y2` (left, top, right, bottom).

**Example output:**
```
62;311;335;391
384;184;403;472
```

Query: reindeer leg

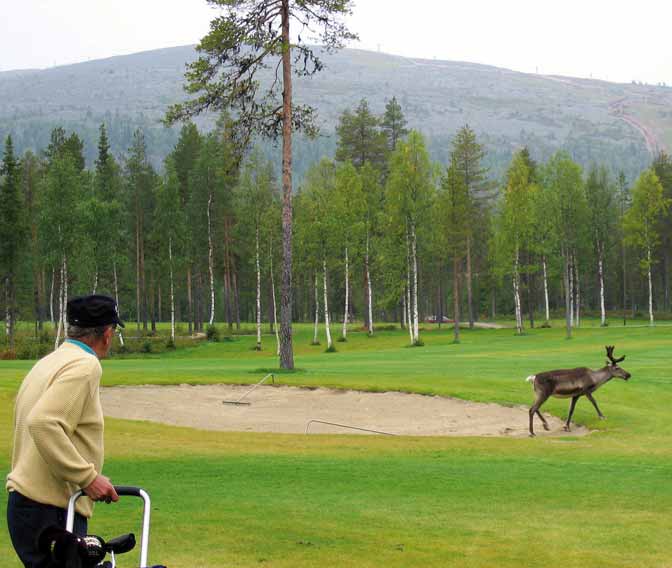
564;396;580;431
586;393;605;420
529;392;550;437
535;410;551;431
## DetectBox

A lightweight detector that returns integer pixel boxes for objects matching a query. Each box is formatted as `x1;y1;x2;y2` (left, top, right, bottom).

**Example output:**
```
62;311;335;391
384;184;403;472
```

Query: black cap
66;295;125;329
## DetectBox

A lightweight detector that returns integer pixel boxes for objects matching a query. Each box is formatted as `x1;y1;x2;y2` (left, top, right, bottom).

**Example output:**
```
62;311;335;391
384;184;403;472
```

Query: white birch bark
92;269;98;294
63;255;68;334
323;258;333;349
569;254;575;328
574;253;581;328
401;295;407;330
49;266;55;324
365;233;374;336
269;241;280;355
313;272;320;345
648;246;654;326
255;226;262;350
542;256;550;324
598;244;606;326
411;222;420;344
169;237;175;342
513;246;523;334
5;279;9;338
55;256;65;349
342;247;349;340
405;227;413;344
207;193;215;326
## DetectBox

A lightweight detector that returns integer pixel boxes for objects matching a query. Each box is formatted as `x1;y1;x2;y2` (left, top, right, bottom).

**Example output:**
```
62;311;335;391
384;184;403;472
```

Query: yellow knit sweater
6;342;104;518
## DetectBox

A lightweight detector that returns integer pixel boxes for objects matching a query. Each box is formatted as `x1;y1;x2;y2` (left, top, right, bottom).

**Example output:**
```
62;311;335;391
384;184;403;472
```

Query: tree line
1;95;671;357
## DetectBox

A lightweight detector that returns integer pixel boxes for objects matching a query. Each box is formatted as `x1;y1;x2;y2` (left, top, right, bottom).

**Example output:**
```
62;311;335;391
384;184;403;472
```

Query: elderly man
6;294;122;568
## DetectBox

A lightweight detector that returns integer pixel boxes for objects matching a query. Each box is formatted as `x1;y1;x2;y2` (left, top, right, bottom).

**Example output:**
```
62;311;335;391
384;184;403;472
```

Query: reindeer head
605;345;631;380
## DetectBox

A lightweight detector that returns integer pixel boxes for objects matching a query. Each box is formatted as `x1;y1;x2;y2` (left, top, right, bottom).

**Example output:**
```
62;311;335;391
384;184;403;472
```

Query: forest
0;96;671;357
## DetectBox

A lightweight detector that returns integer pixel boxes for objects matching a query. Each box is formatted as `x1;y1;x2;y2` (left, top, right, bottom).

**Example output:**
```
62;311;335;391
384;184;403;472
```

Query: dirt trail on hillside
101;385;589;438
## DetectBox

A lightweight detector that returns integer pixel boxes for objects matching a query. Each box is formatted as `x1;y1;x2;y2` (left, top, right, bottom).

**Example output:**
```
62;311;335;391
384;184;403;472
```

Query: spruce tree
0;136;25;350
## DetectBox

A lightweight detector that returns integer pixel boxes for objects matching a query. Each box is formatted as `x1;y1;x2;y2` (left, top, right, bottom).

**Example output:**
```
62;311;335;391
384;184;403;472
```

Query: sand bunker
101;384;589;438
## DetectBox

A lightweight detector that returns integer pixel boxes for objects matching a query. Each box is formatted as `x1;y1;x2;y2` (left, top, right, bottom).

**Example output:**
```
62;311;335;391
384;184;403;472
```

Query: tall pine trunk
169;237;176;342
453;255;461;343
187;266;193;335
207;192;215;326
279;0;294;369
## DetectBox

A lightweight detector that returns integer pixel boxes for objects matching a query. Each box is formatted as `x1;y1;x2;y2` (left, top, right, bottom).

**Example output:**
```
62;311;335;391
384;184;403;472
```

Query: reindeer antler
606;345;625;364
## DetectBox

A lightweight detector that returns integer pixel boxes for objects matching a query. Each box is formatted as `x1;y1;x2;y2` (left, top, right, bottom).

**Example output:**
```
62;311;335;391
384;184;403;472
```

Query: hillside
1;45;670;181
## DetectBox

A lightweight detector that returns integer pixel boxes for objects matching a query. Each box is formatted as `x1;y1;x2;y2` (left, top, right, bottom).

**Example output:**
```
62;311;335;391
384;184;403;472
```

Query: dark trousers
6;491;88;568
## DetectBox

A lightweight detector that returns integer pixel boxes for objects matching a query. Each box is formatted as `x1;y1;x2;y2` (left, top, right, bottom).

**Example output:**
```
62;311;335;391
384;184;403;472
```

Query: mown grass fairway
1;323;671;567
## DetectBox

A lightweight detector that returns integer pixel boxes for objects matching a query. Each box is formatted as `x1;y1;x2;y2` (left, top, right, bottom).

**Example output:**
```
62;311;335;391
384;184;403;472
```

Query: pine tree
335;99;388;171
166;0;357;370
438;162;469;343
381;97;409;152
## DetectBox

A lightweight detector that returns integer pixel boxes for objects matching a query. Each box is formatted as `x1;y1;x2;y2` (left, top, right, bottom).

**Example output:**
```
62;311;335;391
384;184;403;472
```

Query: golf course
1;321;670;567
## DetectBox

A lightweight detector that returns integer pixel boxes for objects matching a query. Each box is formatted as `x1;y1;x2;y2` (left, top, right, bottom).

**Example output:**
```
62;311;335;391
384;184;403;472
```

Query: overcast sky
2;0;670;85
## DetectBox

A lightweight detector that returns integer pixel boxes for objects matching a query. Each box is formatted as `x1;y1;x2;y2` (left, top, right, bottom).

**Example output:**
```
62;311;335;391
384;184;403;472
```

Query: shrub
206;325;220;342
325;344;337;353
0;349;17;360
166;339;176;350
141;340;153;354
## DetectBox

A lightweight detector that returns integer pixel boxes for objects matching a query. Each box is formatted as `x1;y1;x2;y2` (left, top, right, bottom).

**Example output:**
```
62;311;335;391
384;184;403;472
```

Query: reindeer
526;346;631;437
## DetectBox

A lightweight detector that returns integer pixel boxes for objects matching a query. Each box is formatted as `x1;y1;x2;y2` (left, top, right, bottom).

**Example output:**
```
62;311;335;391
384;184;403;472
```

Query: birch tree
40;147;84;347
166;0;357;370
585;165;617;327
333;162;365;341
154;161;187;343
236;150;277;351
296;159;338;351
623;169;670;326
542;152;587;339
498;151;538;335
387;131;433;345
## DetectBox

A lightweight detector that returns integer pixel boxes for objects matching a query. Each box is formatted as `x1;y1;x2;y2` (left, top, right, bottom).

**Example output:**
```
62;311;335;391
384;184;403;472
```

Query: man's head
66;295;124;358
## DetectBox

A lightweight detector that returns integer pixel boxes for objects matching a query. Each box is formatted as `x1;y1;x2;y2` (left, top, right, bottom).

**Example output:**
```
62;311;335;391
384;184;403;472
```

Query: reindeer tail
526;375;536;384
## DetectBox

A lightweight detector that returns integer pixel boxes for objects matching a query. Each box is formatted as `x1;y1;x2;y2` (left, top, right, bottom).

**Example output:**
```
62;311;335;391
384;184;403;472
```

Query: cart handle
66;486;151;568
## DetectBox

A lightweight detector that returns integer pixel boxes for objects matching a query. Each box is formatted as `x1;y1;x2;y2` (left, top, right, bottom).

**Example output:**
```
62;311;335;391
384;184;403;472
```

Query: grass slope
1;323;670;567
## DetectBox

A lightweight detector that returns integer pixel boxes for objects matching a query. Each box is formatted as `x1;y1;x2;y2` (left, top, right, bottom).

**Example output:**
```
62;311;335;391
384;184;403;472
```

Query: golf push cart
38;486;166;568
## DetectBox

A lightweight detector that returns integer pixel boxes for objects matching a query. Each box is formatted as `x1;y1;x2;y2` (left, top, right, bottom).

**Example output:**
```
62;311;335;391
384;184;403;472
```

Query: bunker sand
102;385;589;437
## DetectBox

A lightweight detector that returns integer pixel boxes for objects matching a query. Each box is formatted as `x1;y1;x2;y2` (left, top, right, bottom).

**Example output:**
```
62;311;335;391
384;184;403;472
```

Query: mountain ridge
1;44;670;181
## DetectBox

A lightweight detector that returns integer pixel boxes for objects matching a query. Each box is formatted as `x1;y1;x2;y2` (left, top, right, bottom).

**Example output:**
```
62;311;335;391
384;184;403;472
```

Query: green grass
1;322;671;567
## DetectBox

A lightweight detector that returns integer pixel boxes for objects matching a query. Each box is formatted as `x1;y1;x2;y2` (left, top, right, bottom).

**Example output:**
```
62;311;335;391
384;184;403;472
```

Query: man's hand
83;475;119;503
